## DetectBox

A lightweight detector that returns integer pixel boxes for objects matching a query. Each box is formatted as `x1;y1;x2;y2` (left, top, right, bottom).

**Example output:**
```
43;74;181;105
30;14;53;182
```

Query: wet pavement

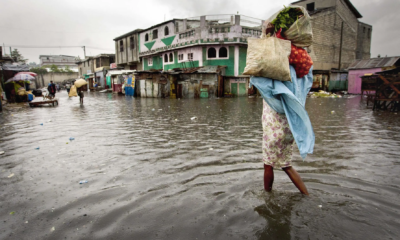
1;91;400;240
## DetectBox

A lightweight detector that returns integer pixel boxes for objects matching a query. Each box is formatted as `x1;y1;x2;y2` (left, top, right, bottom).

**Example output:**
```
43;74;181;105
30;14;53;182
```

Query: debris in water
50;227;55;232
25;221;28;224
152;108;155;111
69;137;75;141
318;205;322;208
7;173;14;178
310;90;341;98
35;147;40;150
40;123;43;126
48;120;52;122
191;117;197;120
79;180;88;184
209;148;214;150
10;211;15;215
0;151;4;155
66;142;69;144
331;111;335;114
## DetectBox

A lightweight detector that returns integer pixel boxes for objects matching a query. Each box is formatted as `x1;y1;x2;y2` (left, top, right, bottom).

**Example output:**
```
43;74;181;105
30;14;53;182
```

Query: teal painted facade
239;46;247;75
161;35;176;46
164;52;199;71
144;41;156;51
202;46;235;76
143;56;163;71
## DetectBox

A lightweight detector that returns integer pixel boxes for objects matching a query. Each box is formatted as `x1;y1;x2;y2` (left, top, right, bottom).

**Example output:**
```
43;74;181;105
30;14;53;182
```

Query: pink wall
348;68;382;94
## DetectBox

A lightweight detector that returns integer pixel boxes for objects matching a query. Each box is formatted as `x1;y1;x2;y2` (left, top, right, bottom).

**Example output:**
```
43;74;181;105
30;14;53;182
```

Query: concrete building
291;0;372;91
120;15;263;98
113;29;142;70
76;57;95;77
93;54;115;89
39;55;79;72
291;0;372;71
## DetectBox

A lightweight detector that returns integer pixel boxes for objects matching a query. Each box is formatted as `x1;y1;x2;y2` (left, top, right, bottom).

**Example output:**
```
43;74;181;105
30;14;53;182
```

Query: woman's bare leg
282;166;309;195
264;164;274;192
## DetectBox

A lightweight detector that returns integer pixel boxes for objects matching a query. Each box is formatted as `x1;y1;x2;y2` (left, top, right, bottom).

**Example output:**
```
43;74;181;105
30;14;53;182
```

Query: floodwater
1;92;400;240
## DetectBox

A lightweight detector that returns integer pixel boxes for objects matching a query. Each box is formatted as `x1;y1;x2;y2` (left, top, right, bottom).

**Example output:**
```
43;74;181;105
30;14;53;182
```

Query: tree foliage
10;49;28;64
49;64;63;72
65;66;73;73
30;67;48;74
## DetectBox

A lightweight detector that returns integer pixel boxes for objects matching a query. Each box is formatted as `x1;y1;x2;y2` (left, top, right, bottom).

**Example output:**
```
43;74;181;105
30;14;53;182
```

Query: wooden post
338;22;344;70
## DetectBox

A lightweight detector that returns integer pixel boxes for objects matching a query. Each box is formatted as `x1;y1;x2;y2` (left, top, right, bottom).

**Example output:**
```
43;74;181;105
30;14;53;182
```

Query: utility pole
338;21;344;70
82;46;86;59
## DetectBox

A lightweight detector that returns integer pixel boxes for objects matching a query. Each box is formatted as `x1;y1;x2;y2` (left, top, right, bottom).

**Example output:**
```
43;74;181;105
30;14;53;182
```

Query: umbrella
15;72;38;77
5;74;35;83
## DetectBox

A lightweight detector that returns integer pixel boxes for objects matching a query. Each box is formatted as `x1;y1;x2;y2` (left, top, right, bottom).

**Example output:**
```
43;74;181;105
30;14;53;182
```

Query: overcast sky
1;0;398;63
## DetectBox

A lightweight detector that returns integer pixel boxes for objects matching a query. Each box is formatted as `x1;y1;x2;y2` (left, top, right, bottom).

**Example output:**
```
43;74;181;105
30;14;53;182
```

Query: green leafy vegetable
271;6;303;32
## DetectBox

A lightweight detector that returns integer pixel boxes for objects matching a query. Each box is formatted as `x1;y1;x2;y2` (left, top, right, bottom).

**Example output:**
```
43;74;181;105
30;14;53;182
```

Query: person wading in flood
250;66;315;196
77;88;84;104
261;101;309;195
48;81;56;97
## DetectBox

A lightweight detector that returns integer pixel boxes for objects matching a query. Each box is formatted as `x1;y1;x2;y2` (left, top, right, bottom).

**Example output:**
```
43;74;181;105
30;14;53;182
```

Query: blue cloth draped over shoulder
249;65;315;159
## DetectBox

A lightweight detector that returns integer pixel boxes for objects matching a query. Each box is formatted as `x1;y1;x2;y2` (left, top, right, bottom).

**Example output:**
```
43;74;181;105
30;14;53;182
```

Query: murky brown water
1;92;400;240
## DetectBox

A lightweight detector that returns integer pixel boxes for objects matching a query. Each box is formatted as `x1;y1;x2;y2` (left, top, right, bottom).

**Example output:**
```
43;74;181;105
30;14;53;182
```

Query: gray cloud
0;0;398;63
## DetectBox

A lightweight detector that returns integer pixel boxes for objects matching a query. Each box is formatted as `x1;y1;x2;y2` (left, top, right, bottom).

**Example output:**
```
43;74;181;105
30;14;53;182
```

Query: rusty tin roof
348;57;400;70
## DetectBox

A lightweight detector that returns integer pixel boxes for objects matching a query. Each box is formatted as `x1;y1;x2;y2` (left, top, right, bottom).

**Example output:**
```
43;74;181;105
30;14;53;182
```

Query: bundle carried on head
264;5;313;48
243;5;314;80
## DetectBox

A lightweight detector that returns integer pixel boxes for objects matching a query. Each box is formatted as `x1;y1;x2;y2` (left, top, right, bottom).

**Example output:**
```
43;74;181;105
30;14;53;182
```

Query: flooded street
1;91;400;240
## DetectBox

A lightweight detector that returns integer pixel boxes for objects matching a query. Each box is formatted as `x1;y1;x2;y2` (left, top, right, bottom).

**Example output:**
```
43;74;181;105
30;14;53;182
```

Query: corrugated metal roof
196;65;226;73
106;70;135;76
348;57;400;70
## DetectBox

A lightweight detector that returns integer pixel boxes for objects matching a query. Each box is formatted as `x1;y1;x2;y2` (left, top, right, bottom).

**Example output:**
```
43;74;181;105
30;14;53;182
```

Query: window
83;61;85;67
368;28;371;39
96;58;100;68
165;26;169;36
178;54;184;61
208;47;216;58
169;53;173;62
153;29;158;40
148;57;153;66
175;22;179;33
145;33;149;42
306;2;315;12
130;36;134;49
188;53;193;61
120;40;124;52
363;27;366;33
219;47;228;58
164;54;168;63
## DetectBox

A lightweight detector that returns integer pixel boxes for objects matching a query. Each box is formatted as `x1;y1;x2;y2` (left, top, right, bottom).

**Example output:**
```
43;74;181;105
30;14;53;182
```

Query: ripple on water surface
0;92;400;239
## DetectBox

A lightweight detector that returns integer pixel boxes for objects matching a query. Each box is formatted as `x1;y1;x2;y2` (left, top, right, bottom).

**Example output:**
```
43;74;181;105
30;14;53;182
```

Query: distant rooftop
348;57;400;70
39;55;78;58
291;0;362;18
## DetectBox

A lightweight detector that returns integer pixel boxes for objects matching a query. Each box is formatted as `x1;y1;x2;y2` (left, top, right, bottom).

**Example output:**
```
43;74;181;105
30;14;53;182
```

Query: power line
0;26;124;35
3;45;114;52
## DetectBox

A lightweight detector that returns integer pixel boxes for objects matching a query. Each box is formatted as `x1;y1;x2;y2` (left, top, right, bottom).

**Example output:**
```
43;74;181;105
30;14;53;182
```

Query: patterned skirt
262;100;294;168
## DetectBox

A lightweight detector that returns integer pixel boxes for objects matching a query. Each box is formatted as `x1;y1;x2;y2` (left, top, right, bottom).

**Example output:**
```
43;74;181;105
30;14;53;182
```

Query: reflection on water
0;92;400;239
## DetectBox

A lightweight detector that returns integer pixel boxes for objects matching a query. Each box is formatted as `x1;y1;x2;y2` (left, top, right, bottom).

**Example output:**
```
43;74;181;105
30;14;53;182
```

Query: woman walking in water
250;66;315;196
262;100;309;195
